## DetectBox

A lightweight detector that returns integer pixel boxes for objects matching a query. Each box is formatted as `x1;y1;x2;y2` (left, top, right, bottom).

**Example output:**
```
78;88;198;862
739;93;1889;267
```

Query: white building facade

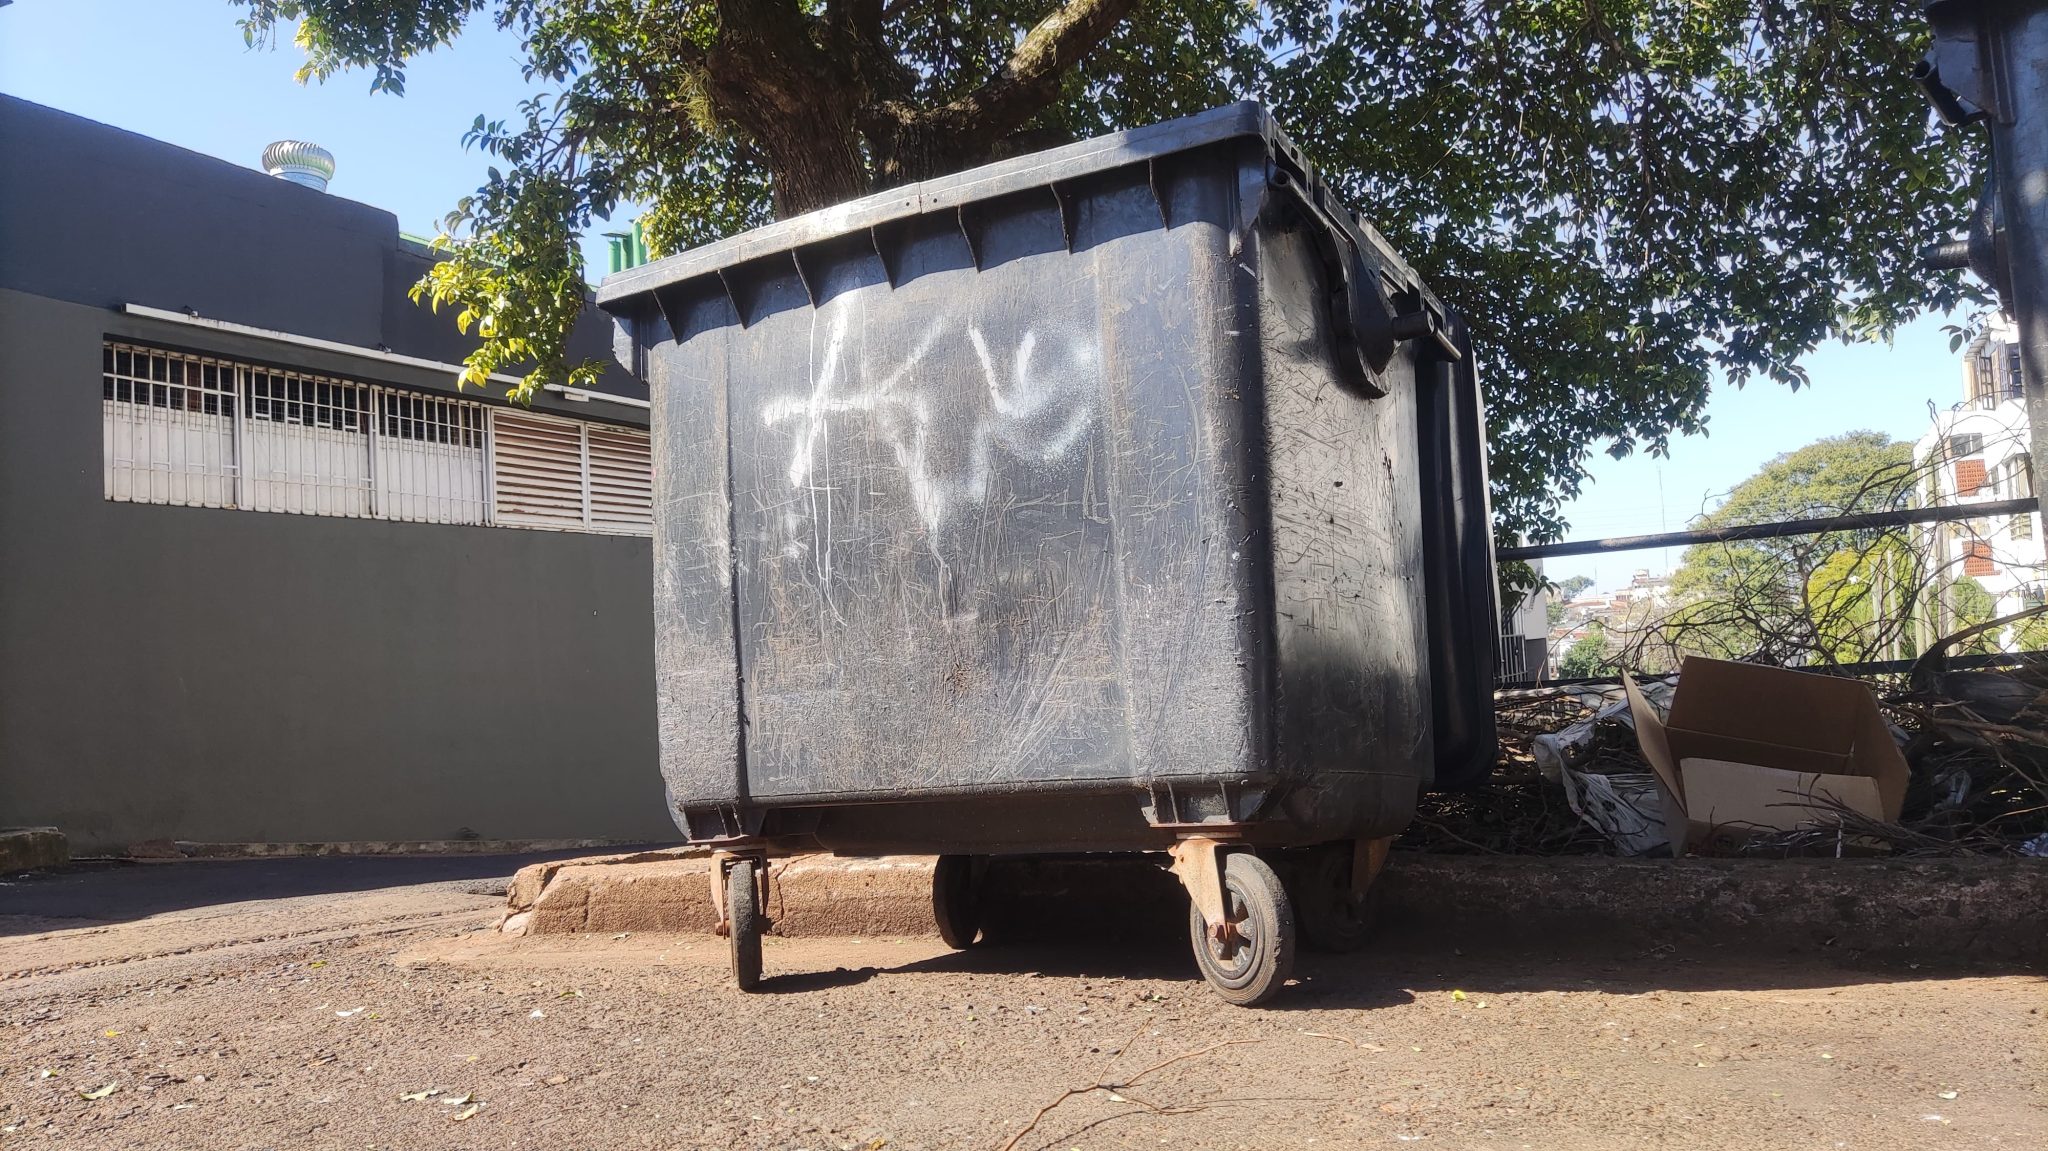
1913;315;2043;639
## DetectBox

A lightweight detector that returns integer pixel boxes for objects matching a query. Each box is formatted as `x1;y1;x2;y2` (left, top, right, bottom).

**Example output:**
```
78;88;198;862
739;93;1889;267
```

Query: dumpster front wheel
1186;852;1295;1007
931;855;983;949
726;858;763;991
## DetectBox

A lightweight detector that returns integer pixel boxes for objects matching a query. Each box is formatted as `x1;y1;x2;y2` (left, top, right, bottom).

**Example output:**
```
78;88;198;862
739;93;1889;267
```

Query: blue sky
1;0;1973;593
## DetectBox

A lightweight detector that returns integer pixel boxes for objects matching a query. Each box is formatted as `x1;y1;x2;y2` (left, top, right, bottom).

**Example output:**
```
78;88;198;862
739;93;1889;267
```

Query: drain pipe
1920;1;2048;514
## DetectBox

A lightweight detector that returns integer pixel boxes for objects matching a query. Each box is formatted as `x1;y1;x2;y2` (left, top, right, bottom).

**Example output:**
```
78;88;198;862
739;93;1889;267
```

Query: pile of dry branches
1404;653;2048;857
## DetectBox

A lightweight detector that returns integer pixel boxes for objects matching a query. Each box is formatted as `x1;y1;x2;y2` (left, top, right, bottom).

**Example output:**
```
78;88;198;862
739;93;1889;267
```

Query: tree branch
939;0;1140;135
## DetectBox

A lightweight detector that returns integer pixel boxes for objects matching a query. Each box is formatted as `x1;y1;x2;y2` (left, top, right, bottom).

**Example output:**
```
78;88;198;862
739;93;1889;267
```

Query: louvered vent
491;410;587;529
588;425;653;533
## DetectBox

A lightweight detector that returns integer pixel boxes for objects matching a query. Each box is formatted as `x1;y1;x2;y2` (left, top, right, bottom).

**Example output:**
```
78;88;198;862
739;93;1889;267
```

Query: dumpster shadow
960;854;2046;996
760;924;2036;1005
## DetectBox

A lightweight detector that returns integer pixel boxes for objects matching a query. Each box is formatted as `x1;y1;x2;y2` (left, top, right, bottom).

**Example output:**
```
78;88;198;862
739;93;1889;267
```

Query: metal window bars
376;391;488;524
100;341;649;535
103;343;239;508
243;366;373;517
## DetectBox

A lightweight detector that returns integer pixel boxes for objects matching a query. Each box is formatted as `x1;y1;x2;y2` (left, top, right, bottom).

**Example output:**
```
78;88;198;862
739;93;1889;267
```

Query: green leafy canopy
232;1;1982;543
1663;431;1917;663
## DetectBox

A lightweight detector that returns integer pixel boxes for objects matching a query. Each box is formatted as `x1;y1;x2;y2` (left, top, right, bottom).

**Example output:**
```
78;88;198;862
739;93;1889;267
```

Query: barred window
100;341;648;536
103;344;238;509
378;392;488;525
243;368;373;517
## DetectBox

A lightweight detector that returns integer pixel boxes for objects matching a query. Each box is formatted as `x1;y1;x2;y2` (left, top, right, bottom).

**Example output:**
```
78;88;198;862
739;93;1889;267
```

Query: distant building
1498;565;1550;685
1538;568;1675;676
1913;315;2041;644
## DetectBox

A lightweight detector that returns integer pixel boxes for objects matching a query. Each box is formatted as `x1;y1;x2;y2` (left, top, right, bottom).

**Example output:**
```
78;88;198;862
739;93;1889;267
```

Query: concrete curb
500;850;937;938
500;851;2048;960
0;828;69;875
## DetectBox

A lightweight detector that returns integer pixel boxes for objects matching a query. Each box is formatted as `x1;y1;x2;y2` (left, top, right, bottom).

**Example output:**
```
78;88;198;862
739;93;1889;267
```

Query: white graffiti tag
762;308;1098;561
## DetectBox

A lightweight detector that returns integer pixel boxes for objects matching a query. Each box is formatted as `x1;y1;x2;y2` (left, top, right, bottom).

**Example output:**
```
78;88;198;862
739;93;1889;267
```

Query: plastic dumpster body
599;103;1497;1003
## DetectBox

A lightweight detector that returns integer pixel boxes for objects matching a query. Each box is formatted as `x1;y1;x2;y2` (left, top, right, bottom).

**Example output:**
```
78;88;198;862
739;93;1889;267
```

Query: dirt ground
2;857;2042;1150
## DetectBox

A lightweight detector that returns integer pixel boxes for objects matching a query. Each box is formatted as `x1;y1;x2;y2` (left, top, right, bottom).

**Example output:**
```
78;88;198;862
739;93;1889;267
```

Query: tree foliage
1660;431;1917;663
1558;621;1615;678
232;1;1981;542
1948;576;2001;656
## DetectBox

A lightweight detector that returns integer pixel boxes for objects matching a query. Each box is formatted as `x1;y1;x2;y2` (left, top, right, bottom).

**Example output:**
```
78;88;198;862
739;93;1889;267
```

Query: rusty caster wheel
1187;852;1296;1007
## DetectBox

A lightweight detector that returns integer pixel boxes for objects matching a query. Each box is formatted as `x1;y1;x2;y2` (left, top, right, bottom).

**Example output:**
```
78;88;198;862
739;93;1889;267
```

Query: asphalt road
2;857;2041;1150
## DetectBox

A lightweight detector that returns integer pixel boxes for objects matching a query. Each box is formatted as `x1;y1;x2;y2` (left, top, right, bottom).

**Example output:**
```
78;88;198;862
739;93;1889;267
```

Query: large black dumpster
598;103;1497;1004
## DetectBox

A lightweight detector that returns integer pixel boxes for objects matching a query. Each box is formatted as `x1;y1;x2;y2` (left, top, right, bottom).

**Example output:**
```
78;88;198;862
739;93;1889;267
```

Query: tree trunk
706;0;1141;217
751;107;872;219
700;0;873;218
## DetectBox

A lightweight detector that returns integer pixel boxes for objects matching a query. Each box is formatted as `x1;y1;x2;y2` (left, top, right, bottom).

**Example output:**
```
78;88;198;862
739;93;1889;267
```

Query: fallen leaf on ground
79;1084;118;1101
1937;1090;1959;1100
451;1103;479;1121
529;1009;545;1019
440;1093;472;1106
103;1029;121;1037
1450;990;1467;1002
309;961;326;968
335;1008;365;1019
398;1089;440;1102
38;1069;57;1079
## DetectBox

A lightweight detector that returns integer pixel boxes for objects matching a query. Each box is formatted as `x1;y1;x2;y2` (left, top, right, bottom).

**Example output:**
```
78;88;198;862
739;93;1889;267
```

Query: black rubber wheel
932;854;982;950
726;858;763;991
1187;852;1296;1007
1290;843;1379;954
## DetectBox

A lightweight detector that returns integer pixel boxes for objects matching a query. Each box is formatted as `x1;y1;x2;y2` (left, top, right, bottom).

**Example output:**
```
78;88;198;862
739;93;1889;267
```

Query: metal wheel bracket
710;848;767;939
1353;835;1394;898
1168;836;1236;943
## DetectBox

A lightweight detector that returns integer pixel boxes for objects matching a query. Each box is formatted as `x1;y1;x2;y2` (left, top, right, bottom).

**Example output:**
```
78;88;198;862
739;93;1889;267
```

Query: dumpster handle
1268;158;1463;385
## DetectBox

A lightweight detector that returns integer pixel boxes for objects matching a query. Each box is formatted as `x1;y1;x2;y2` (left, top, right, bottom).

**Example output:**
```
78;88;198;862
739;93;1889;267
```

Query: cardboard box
1623;658;1908;855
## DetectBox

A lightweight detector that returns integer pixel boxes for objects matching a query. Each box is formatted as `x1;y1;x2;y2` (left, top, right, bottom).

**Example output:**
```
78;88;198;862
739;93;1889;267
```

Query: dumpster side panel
1253;220;1431;836
643;301;746;811
1092;164;1265;785
716;166;1260;803
728;223;1136;798
1418;338;1500;788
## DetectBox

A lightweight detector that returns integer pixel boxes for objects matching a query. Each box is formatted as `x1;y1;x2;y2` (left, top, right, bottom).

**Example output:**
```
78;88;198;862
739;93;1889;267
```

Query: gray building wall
0;96;673;851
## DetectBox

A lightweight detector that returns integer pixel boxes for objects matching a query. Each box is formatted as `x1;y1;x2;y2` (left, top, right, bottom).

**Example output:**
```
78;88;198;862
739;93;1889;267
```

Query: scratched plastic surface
600;104;1497;846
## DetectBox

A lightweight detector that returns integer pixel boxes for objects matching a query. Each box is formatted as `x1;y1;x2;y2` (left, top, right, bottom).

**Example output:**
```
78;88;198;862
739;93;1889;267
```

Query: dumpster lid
596;101;1412;315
